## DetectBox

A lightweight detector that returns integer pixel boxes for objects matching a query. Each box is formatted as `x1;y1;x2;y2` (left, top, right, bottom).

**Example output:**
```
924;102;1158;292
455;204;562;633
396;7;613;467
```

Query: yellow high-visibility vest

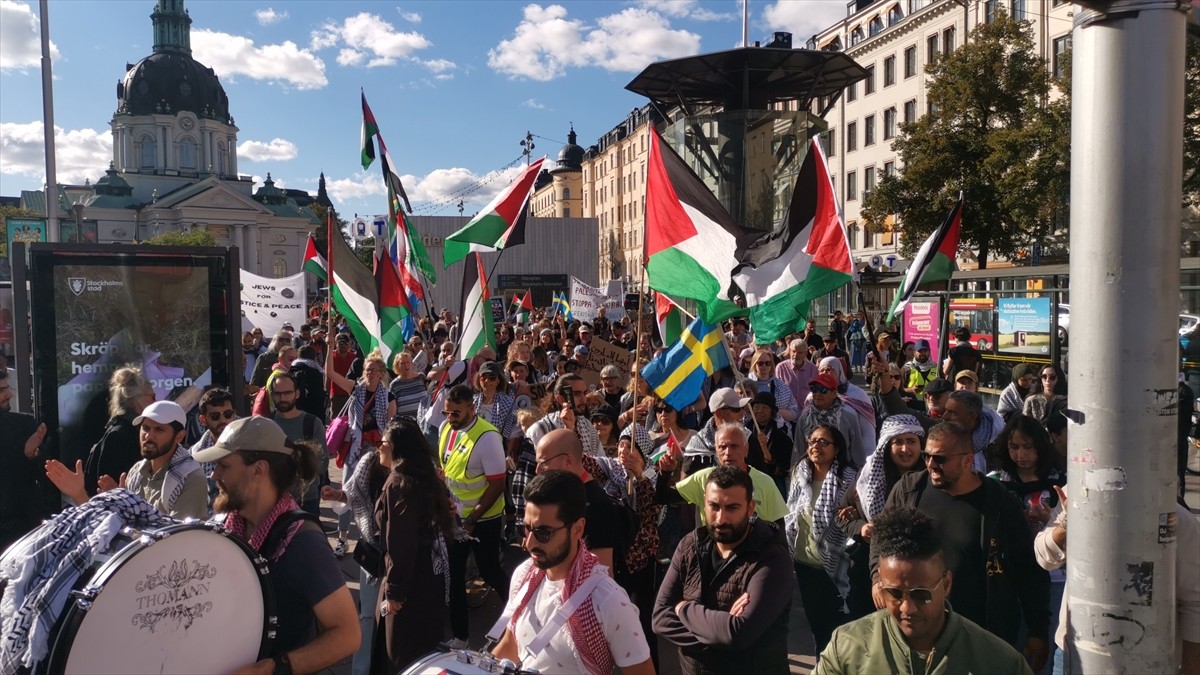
438;418;505;520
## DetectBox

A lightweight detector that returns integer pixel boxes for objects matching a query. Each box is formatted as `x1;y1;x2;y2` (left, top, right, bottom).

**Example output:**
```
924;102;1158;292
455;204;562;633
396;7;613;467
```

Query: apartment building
529;128;584;219
809;0;1075;272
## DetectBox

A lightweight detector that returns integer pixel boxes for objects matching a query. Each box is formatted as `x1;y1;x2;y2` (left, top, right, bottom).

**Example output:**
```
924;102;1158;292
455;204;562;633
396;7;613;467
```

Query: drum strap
484;573;605;657
259;510;320;561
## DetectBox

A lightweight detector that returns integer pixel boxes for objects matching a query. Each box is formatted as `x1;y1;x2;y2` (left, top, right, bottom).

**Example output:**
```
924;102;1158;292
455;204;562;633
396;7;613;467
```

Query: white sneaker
333;538;347;558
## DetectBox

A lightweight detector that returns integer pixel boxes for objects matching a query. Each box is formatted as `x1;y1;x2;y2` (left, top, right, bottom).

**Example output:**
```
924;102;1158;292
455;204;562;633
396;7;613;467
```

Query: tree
308;202;352;260
862;14;1069;268
144;229;217;246
1184;37;1199;210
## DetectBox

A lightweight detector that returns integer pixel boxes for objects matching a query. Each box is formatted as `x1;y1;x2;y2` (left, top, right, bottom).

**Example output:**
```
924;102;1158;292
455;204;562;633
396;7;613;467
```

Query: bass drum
400;648;531;675
39;522;275;675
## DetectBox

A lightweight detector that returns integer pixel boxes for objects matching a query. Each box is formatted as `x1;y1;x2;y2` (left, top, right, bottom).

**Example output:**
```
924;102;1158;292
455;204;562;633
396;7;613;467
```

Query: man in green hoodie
816;505;1032;675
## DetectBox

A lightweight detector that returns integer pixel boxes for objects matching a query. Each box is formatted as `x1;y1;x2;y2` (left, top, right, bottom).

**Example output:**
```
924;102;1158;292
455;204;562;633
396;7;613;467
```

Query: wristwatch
272;653;293;675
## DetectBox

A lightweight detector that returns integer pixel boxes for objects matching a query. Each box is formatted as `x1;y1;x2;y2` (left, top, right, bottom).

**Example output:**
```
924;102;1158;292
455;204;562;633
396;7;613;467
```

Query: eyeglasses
810;385;833;394
480;373;498;381
206;410;236;421
441;409;464;418
655;407;671;414
536;452;569;469
808;437;834;448
880;575;948;606
525;524;568;544
920;451;970;466
1041;374;1057;380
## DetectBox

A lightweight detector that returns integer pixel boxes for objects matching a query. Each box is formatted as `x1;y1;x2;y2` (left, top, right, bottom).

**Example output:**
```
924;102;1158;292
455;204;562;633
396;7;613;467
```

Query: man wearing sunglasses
189;387;239;514
819;505;1033;674
872;422;1050;671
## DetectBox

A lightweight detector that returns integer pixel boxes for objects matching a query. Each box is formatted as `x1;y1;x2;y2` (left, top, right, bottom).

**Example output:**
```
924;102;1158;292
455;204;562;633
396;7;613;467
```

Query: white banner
569;277;626;323
240;270;306;337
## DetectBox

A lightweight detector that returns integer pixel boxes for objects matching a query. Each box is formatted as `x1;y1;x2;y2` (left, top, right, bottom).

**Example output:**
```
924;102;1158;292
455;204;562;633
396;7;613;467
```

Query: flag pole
455;252;496;362
325;209;336;395
631;262;648;492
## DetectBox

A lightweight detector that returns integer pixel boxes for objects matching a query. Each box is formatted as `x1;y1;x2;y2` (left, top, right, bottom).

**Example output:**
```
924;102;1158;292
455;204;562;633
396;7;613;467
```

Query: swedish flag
553;291;573;322
641;317;730;411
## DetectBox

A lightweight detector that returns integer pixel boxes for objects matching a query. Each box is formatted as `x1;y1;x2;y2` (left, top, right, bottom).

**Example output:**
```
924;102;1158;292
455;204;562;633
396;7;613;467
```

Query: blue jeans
351;566;381;675
1052;645;1065;675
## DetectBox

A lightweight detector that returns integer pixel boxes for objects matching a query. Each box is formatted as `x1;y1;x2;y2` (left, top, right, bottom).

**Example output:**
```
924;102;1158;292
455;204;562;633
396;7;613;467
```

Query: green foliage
144;229;217;247
861;13;1069;268
1185;38;1199;208
308;202;352;259
0;205;42;221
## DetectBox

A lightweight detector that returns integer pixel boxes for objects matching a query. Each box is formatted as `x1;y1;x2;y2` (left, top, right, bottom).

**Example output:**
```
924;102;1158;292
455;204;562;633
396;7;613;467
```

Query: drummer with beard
195;416;360;675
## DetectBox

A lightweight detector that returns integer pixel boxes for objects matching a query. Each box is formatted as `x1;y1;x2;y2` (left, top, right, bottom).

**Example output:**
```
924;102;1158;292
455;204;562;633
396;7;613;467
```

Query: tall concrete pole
38;0;59;242
1066;1;1189;672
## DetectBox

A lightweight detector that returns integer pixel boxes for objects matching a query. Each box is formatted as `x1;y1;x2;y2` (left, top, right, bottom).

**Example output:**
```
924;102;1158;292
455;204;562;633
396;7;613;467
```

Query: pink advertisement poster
903;301;942;365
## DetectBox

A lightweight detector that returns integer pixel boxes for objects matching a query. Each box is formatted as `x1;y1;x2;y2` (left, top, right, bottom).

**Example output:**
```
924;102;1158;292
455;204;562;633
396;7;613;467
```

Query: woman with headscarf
805;357;877;458
747;349;799;422
998;363;1037;421
797;372;869;468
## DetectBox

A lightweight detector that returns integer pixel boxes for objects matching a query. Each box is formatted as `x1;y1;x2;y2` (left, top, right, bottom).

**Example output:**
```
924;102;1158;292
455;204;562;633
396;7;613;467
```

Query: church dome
552;127;584;173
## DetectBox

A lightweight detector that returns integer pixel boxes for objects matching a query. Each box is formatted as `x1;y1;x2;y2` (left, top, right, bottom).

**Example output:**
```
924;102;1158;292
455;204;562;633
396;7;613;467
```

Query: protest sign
579;336;633;388
570;277;625;322
239;270;306;337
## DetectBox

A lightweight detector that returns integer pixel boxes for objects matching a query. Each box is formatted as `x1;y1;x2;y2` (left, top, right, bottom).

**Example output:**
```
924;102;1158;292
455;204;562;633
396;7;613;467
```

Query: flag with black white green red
648;430;684;464
510;291;532;324
885;195;962;323
329;214;382;356
361;90;380;170
442;158;545;268
655;291;685;346
303;233;327;282
458;253;496;359
373;244;411;364
644;128;749;324
731;137;854;344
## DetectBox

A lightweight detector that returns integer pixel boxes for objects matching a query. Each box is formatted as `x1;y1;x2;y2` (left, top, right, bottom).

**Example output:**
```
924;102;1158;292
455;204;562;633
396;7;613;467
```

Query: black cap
751;391;778;411
590;404;618;426
923;379;953;395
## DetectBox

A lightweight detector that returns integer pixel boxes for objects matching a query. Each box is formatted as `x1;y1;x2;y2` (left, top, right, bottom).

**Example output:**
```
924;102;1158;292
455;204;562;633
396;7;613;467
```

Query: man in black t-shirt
943;326;982;379
533;428;624;577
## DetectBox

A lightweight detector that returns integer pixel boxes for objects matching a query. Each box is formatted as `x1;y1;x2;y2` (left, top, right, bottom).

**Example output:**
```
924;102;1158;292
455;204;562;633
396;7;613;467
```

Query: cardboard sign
489;297;506;324
570;277;626;322
579;336;634;387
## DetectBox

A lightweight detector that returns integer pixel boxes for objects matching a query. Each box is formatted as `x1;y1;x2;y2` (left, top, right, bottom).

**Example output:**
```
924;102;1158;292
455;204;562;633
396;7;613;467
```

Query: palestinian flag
458;253;496;358
374;241;412;363
886;195;962;323
644;128;748;323
510;291;532;324
379;134;414;217
328;213;382;355
302;233;327;282
361;90;380;170
731;137;854;344
655;291;685;346
648;430;684;464
443;158;545;268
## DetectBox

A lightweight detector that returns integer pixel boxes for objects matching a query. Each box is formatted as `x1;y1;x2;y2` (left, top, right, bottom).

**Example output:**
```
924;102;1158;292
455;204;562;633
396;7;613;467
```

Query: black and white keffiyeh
0;490;175;674
474;392;517;439
786;460;857;601
857;414;925;521
347;383;390;474
685;417;718;460
344;448;381;548
126;445;203;515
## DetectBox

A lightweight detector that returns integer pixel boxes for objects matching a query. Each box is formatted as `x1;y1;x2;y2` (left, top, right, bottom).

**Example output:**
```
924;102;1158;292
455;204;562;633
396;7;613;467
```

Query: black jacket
653;519;793;675
872;470;1050;646
83;412;140;496
0;411;45;551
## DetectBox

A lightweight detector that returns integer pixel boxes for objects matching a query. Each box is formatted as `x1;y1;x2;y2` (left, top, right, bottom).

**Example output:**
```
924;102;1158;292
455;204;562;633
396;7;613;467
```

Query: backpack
290;363;328;422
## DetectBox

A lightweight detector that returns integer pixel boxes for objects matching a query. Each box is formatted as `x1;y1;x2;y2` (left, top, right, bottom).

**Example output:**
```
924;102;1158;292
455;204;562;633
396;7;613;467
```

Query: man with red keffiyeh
491;470;654;675
196;416;360;675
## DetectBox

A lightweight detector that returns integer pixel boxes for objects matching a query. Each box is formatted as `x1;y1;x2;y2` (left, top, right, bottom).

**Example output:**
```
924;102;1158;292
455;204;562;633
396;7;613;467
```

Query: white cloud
1;0;59;71
254;7;287;26
192;29;327;90
522;98;545;109
327;165;525;211
399;10;421;23
0;121;112;185
762;0;846;43
337;48;365;67
317;12;432;62
422;58;456;74
489;4;700;81
636;0;736;21
237;138;298;163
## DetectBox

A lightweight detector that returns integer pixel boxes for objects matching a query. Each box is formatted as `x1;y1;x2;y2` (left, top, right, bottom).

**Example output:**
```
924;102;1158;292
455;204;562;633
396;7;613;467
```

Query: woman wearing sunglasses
473;361;522;464
784;423;861;655
797;373;870;467
748;350;799;423
1021;364;1068;427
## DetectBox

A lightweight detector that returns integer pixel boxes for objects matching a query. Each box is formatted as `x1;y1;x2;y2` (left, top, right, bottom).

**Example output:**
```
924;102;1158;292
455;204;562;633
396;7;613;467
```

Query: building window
217;142;227;175
865;65;876;94
563;207;570;217
1053;35;1072;79
984;0;998;23
847;81;857;102
865;166;876;195
943;27;956;55
927;100;938;116
884;108;897;140
904;99;917;124
139;135;156;169
888;5;903;26
869;16;884;37
904;46;917;78
273;258;287;277
847;121;858;152
926;34;938;65
1012;0;1027;20
884;160;896;177
846;171;857;201
850;27;864;46
179;137;197;170
864;115;876;146
884;56;896;86
822;129;836;157
563;187;571;200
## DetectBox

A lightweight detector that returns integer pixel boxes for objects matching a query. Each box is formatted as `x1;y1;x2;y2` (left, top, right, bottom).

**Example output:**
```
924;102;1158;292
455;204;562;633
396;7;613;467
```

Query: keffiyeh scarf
475;392;517;439
219;493;303;563
345;449;381;547
1;490;174;674
857;414;925;521
510;543;612;675
126;444;203;515
786;461;856;604
347;383;390;475
685;418;718;460
817;357;876;423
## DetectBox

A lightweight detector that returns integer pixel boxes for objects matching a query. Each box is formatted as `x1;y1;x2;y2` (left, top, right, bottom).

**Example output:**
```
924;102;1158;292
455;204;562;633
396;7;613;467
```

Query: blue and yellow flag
553;291;573;322
641;317;730;411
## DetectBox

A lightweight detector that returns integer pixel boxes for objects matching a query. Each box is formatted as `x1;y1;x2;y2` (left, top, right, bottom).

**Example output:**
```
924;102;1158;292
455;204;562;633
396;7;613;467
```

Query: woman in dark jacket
371;417;458;673
82;366;153;496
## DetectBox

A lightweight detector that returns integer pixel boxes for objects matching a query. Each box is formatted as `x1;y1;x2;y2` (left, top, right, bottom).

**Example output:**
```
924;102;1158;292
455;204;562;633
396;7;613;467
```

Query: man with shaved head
534;428;625;576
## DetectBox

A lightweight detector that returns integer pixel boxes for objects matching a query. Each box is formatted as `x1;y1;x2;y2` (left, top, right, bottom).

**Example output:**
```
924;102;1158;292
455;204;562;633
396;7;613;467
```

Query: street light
71;200;83;244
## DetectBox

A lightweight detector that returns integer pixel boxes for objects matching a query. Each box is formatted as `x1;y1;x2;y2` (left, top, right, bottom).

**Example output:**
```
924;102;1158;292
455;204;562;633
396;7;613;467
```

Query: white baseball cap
132;400;187;428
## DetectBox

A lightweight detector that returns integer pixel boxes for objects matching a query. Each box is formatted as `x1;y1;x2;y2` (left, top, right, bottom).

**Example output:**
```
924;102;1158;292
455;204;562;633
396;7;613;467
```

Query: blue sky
0;0;845;218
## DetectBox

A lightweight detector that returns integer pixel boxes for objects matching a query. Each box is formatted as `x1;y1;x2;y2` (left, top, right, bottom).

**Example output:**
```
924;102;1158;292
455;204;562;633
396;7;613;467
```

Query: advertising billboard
26;244;239;467
997;298;1052;356
903;301;942;365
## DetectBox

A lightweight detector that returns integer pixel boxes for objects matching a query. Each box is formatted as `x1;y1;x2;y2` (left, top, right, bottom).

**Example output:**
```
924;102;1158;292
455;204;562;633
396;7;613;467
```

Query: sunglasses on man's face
206;410;236;422
525;524;568;544
880;575;947;606
810;385;833;394
920;451;969;466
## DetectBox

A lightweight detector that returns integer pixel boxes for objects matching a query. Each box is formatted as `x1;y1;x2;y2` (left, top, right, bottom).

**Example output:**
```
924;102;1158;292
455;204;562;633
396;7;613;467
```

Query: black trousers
449;516;510;640
794;561;851;657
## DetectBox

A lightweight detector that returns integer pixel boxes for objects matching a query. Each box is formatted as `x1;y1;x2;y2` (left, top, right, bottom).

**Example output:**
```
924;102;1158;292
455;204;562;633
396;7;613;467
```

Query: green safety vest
438;418;505;520
906;364;935;391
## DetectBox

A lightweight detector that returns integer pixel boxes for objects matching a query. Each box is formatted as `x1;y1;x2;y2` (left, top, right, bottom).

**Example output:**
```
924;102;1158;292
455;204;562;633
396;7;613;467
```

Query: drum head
56;526;269;675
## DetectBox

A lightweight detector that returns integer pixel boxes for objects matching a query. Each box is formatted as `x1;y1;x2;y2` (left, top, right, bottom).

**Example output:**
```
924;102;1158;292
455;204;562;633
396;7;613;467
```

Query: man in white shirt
493;470;654;675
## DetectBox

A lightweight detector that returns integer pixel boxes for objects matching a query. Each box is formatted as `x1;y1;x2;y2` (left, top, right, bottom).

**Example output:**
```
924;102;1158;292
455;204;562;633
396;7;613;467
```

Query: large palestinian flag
644;129;749;323
328;214;382;355
458;253;496;358
443;158;544;268
731;137;854;344
885;196;962;322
